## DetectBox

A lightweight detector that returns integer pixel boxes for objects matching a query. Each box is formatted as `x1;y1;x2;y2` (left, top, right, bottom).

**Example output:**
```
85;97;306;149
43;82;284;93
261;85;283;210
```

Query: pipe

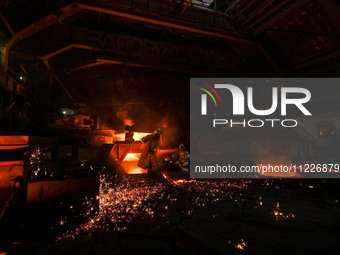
180;0;193;15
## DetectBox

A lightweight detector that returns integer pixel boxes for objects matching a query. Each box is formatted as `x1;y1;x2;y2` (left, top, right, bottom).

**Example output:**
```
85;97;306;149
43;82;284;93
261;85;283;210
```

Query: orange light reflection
113;132;151;142
256;164;301;177
121;153;147;174
257;164;339;177
124;153;141;161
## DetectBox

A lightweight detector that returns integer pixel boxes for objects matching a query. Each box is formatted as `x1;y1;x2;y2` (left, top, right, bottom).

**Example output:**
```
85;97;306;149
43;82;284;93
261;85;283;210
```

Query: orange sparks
57;177;251;241
235;239;246;250
273;202;295;220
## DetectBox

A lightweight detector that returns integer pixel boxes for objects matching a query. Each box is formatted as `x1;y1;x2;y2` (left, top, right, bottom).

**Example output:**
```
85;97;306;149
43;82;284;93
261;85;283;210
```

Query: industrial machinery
53;103;96;130
106;140;147;174
103;126;176;174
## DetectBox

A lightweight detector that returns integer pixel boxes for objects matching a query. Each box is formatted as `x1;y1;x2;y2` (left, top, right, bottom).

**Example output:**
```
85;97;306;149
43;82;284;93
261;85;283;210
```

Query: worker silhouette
137;128;162;173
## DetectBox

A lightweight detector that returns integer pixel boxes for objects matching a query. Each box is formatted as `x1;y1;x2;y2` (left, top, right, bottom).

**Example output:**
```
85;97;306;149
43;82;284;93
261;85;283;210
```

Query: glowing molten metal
124;153;141;161
113;132;151;142
121;153;147;174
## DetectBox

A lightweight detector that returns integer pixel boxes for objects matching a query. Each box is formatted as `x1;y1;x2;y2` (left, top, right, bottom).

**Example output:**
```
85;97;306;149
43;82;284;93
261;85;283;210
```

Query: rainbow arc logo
198;84;222;107
199;84;222;115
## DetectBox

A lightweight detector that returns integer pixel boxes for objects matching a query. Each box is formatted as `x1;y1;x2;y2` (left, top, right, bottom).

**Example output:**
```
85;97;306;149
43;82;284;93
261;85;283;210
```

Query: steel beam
231;0;258;19
180;0;193;15
57;61;106;72
36;26;240;70
284;48;340;74
2;1;256;71
252;0;308;33
75;2;254;44
0;10;14;35
224;0;243;14
3;1;282;76
318;0;340;33
38;42;229;74
242;0;276;25
39;44;100;61
2;4;82;71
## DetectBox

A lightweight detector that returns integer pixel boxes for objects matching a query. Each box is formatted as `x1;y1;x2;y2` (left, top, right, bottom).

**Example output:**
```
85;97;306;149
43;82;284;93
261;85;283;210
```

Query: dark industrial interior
1;0;340;254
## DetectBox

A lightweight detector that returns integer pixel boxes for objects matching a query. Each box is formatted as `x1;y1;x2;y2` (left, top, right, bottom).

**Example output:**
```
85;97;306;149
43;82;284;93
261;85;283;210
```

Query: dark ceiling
1;0;340;112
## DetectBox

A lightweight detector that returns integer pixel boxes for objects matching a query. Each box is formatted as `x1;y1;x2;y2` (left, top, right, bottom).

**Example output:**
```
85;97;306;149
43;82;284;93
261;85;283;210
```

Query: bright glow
123;153;140;161
62;111;66;115
235;239;247;250
19;76;23;80
121;153;147;174
122;166;148;174
113;132;151;141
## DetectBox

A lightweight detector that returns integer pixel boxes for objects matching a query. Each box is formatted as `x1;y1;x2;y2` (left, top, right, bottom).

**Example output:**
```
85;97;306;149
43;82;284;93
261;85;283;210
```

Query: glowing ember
254;196;263;208
28;146;52;178
273;202;295;220
57;175;251;241
235;239;247;250
57;175;168;240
